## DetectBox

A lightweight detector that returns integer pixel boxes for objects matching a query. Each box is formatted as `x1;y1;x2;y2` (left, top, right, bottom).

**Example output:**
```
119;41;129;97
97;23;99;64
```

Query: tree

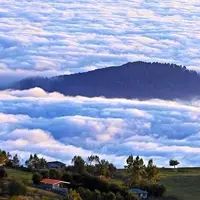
12;154;20;168
25;154;47;170
125;155;145;186
32;172;42;184
169;159;180;168
0;150;8;166
72;156;85;173
145;159;160;182
87;155;100;166
66;189;82;200
108;163;117;178
97;159;110;177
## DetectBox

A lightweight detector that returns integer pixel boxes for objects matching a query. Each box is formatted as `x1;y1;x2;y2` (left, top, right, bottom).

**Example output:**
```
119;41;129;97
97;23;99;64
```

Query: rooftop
40;179;70;185
130;188;148;194
47;161;66;165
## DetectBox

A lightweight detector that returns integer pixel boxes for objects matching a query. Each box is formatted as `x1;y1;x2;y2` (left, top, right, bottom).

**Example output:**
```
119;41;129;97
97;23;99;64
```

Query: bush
49;169;61;179
0;167;7;179
116;192;125;200
77;187;92;200
125;192;139;200
40;169;49;178
32;172;42;184
105;192;116;200
66;189;82;200
92;189;102;200
8;180;27;196
62;172;74;183
63;172;138;200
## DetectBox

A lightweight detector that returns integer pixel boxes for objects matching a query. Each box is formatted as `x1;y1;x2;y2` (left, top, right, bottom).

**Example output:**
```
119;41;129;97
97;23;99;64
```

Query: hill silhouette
7;61;200;100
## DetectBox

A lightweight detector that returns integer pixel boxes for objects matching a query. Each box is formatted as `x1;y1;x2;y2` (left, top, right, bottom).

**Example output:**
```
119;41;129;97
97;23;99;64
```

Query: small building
47;161;66;169
40;179;70;195
131;188;148;199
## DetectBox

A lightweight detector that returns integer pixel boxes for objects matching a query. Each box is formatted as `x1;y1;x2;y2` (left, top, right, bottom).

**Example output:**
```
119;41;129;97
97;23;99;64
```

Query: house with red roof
39;178;70;195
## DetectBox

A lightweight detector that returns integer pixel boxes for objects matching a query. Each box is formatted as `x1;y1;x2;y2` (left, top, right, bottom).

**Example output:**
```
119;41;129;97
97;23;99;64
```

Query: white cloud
0;88;200;167
0;0;200;84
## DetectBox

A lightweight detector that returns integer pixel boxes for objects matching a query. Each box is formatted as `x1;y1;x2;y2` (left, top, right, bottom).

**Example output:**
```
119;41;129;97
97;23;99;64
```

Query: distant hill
6;61;200;100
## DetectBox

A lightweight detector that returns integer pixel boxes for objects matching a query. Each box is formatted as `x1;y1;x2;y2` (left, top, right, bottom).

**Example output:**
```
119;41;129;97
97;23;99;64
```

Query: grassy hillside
4;167;200;200
5;167;62;200
159;168;200;200
115;168;200;200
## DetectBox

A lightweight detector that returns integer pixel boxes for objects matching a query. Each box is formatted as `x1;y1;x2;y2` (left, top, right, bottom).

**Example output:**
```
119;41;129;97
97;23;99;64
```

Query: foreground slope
8;61;200;100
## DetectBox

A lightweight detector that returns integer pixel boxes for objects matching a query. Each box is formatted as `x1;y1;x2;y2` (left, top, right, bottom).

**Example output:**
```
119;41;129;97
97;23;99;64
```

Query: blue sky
1;0;200;167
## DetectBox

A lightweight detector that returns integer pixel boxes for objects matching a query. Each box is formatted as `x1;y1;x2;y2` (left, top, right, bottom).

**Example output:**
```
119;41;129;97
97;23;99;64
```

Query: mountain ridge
5;61;200;100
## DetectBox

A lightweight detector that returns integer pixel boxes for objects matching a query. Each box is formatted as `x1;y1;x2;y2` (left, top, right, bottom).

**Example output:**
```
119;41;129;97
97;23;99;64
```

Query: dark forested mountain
6;61;200;100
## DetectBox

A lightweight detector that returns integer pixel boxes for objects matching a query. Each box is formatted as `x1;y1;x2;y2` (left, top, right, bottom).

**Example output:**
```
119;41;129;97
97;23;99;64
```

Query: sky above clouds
1;88;200;167
0;0;200;84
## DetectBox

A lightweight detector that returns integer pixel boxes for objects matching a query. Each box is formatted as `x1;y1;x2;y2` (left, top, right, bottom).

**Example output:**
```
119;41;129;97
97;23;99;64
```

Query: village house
47;161;66;170
39;178;70;195
131;188;148;199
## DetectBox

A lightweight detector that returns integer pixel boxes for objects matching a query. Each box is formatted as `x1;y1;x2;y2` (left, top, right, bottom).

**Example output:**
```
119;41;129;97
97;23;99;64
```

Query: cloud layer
1;0;200;83
1;88;200;167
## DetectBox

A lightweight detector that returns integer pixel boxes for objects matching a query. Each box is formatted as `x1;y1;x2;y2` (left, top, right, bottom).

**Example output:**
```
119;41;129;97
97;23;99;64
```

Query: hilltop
6;61;200;100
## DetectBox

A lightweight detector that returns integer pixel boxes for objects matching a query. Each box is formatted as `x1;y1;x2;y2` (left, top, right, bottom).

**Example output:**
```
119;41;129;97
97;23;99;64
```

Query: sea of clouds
1;0;200;84
1;0;200;167
1;88;200;167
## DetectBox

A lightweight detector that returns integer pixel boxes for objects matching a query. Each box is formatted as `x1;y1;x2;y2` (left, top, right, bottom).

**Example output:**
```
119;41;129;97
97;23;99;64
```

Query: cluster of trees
0;149;20;168
0;150;8;166
71;155;116;177
25;154;47;170
68;187;138;200
33;168;139;200
125;156;160;186
63;173;139;200
1;149;181;199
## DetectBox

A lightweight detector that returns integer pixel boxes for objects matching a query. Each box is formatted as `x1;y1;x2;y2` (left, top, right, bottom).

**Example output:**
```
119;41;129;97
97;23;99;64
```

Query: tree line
0;149;181;199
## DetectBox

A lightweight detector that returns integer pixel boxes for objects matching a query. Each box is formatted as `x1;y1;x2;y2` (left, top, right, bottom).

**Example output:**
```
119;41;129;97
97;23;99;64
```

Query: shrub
116;192;125;200
62;172;74;183
77;187;92;200
49;169;61;179
106;192;116;200
66;189;82;200
125;192;139;200
8;180;27;196
0;167;7;179
40;169;49;178
32;172;42;184
92;189;102;200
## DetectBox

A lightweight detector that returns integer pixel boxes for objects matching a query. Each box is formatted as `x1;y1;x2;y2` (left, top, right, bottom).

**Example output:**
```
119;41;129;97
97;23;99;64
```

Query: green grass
6;167;32;185
159;168;200;200
115;168;200;200
5;168;62;199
